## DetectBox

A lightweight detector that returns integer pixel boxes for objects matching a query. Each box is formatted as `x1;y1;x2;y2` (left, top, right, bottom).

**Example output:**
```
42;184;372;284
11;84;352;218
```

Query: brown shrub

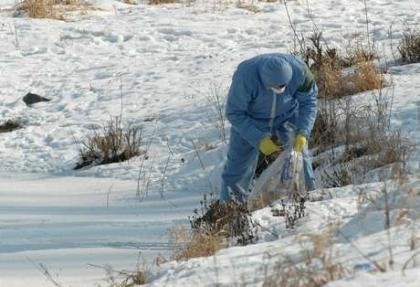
264;225;348;287
193;200;258;245
75;117;143;169
348;61;386;94
170;197;258;261
364;130;412;169
121;0;138;4
16;0;89;19
312;86;411;188
169;225;224;261
17;0;55;18
149;0;178;5
104;263;150;287
298;32;385;99
311;99;340;149
398;28;420;64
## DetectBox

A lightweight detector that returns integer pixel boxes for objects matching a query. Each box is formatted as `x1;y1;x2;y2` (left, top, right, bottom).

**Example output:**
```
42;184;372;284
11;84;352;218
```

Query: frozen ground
0;0;419;286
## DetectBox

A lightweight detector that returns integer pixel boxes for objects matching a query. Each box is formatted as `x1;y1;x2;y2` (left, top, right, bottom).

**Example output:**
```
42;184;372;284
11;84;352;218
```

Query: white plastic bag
249;149;306;201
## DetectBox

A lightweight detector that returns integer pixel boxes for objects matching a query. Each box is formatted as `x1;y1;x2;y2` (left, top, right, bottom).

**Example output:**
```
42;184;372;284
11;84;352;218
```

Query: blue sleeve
295;66;318;138
226;71;267;147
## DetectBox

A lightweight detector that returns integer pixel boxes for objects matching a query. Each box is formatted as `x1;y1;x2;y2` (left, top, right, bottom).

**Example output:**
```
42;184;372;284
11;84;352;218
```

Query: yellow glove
293;134;307;152
259;137;281;155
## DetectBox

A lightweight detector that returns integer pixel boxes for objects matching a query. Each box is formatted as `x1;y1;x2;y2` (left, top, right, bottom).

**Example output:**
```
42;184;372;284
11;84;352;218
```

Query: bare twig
402;250;420;275
191;139;206;171
27;258;63;287
283;0;304;53
136;119;158;200
382;183;394;268
107;184;113;208
338;229;386;272
362;0;372;52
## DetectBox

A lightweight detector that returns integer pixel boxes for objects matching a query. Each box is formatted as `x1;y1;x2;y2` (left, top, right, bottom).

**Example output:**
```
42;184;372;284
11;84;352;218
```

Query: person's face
270;84;286;94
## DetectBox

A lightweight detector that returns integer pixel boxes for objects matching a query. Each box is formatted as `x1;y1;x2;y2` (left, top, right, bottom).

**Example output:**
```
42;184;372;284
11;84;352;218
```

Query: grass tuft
15;0;90;19
169;225;224;261
398;28;420;64
170;195;257;261
297;32;384;99
148;0;178;5
74;117;143;169
264;225;349;287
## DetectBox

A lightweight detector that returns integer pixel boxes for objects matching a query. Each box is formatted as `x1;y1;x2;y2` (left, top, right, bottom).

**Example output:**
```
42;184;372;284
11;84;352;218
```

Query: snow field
0;0;419;286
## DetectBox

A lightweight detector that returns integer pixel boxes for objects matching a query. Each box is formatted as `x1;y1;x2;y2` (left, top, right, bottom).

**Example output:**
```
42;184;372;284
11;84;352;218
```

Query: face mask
270;86;286;94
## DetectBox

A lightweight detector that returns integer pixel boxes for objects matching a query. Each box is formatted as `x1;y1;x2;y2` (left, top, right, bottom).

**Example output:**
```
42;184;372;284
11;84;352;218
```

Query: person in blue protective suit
220;53;318;203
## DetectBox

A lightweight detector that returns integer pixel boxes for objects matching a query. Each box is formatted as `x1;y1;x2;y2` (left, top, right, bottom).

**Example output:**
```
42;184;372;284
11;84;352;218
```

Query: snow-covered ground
0;0;419;286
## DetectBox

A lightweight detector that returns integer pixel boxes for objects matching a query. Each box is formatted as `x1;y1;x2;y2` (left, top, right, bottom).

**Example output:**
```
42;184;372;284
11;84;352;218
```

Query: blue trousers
220;122;316;202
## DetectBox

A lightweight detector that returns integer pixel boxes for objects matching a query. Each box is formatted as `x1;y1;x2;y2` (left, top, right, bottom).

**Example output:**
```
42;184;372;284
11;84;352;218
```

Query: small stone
23;92;51;106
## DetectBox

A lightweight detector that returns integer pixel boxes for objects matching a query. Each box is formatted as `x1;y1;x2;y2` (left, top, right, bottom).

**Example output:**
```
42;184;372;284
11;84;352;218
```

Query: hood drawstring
269;90;277;134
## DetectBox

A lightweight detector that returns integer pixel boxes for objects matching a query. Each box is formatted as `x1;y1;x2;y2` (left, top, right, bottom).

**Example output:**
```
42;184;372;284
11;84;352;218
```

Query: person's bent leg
221;129;259;202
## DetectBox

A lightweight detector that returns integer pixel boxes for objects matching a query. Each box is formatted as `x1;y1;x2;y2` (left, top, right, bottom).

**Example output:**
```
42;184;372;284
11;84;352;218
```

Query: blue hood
258;56;293;88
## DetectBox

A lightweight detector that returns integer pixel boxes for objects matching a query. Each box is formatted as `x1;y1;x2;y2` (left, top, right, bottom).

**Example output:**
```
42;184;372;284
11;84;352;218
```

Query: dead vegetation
15;0;91;19
98;263;150;287
148;0;179;5
264;225;349;287
311;87;411;188
398;28;420;64
120;0;138;4
74;117;144;169
297;32;384;99
169;224;225;261
294;31;411;188
169;194;258;261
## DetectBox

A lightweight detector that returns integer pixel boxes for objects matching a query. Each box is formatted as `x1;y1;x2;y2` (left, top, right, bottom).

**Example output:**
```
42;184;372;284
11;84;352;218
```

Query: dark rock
23;92;51;106
0;120;21;133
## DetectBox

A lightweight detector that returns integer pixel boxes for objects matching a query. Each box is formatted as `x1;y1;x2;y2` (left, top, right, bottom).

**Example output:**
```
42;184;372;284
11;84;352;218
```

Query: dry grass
149;0;179;5
170;198;258;261
311;83;411;188
398;28;420;64
311;99;340;148
74;117;144;169
191;199;258;245
264;225;348;287
364;130;412;169
236;3;261;13
115;271;147;287
121;0;138;4
348;60;386;94
169;225;225;261
0;120;21;133
298;32;384;99
17;0;55;18
15;0;90;19
102;263;150;287
304;40;407;187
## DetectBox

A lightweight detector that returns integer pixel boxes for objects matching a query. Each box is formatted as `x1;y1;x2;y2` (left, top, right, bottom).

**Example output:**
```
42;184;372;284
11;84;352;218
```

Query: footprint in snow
62;28;133;44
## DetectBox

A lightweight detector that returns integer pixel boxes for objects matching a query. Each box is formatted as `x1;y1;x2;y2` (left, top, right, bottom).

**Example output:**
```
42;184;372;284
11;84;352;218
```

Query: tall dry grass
16;0;87;19
169;225;225;261
74;117;144;169
297;32;384;99
149;0;178;5
264;225;349;287
398;28;420;64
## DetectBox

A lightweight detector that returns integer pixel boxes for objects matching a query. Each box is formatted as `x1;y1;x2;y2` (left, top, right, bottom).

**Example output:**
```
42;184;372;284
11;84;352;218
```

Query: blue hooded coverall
221;53;318;202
